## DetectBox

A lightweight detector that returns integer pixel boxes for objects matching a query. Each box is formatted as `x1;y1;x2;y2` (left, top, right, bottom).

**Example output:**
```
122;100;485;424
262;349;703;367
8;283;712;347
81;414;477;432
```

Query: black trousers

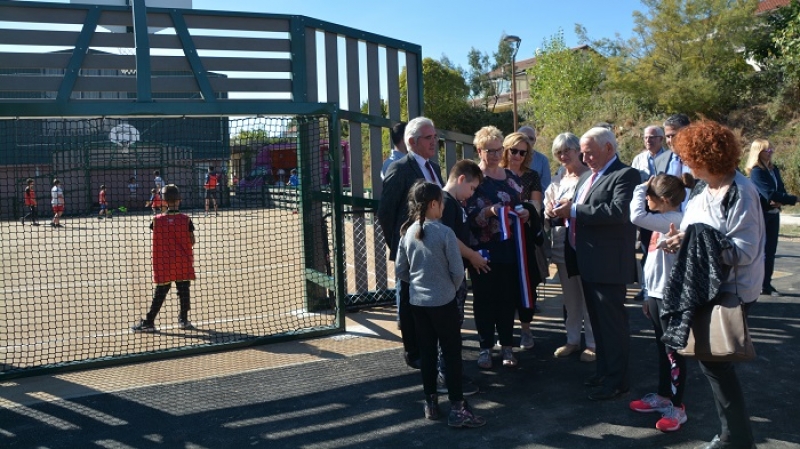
397;280;419;361
23;205;38;223
582;281;629;391
646;297;687;406
146;281;191;323
470;262;519;349
411;300;463;401
762;212;780;291
698;301;755;447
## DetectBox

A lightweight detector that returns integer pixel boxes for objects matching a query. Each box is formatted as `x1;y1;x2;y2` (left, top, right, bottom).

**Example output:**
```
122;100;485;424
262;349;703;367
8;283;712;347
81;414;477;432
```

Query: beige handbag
678;264;756;362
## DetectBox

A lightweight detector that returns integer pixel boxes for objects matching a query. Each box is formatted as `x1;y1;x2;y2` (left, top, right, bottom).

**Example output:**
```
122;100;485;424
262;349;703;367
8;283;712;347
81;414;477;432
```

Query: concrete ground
1;233;799;448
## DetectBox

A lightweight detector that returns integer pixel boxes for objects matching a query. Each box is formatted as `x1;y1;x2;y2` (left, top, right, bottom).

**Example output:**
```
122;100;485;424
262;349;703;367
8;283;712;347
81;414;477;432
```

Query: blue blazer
749;165;797;214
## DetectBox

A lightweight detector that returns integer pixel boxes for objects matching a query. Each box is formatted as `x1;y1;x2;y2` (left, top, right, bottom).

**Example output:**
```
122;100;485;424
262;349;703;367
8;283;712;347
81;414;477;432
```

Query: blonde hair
500;132;533;169
744;138;771;175
473;126;503;151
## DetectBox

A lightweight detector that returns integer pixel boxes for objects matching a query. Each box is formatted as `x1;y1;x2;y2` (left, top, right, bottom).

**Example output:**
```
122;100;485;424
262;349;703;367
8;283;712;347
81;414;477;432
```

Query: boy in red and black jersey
22;178;39;226
132;184;197;332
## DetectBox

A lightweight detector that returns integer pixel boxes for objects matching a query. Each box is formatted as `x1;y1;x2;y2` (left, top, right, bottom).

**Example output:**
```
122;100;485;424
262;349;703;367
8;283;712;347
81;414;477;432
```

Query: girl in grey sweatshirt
395;181;485;428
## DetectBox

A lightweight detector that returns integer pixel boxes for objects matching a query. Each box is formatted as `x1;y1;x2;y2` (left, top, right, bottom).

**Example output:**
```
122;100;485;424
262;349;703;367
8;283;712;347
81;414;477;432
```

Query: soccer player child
22;178;39;226
50;179;65;228
98;184;109;219
132;184;197;332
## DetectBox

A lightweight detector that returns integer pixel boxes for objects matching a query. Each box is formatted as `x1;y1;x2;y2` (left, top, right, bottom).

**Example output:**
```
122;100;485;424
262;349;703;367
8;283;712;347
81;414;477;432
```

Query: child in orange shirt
98;184;110;219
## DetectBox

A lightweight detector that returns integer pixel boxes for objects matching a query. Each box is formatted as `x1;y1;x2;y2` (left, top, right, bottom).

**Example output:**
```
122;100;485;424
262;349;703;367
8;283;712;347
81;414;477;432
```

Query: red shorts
52;205;64;214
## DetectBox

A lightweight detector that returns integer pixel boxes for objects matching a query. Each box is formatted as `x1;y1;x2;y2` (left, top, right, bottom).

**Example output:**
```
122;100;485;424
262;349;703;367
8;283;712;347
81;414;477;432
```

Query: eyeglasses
554;148;575;158
508;149;528;156
483;148;502;155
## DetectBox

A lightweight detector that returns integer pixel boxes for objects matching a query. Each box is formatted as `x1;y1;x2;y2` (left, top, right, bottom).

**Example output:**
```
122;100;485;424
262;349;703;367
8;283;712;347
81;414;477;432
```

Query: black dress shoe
584;375;604;387
588;387;629;401
694;435;756;449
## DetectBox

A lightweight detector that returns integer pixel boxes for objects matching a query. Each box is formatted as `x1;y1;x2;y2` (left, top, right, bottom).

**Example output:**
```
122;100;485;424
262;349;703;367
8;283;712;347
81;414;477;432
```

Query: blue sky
27;0;645;70
202;0;645;70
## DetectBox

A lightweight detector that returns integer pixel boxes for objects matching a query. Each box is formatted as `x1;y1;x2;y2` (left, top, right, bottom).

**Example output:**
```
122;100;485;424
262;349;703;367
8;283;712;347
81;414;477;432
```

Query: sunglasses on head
508;149;528;156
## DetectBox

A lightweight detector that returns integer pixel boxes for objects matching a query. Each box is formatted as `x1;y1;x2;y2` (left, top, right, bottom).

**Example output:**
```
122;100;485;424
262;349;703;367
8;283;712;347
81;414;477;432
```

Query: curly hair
499;132;533;169
672;120;740;177
473;125;503;151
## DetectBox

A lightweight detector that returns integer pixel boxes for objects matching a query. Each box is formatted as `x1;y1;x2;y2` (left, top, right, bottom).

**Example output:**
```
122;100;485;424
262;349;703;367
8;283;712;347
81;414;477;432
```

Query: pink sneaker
656;404;687;432
629;393;672;413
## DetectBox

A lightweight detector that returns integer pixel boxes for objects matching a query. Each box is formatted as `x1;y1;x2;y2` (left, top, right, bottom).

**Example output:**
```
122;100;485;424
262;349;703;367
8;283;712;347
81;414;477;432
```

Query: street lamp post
503;34;522;130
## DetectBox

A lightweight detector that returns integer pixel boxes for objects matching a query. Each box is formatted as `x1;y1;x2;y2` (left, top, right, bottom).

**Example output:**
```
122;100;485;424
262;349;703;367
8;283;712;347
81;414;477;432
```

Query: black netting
0;115;339;376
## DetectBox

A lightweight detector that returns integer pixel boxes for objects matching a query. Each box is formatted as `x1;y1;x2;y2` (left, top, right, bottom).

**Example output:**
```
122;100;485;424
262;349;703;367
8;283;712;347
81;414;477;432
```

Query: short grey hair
518;125;536;141
405;116;435;148
644;125;664;137
582;127;618;153
551;132;581;157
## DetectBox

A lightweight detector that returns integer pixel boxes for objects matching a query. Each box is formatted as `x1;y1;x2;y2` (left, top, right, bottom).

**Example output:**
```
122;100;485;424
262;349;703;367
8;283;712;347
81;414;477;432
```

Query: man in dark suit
552;127;639;401
377;116;444;368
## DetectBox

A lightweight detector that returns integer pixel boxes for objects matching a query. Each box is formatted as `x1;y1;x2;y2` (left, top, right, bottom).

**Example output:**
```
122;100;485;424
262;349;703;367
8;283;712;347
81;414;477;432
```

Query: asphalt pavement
1;239;799;449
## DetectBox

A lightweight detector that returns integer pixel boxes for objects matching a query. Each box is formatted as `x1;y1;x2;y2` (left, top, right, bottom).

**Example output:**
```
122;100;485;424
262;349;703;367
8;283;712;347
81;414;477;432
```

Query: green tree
772;0;800;90
580;0;759;118
400;57;470;131
522;30;605;134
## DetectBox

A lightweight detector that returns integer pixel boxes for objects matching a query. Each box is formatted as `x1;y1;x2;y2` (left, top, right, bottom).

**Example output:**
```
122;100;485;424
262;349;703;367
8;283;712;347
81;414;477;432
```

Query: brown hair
162;184;181;203
647;174;689;208
448;159;484;184
673;120;740;176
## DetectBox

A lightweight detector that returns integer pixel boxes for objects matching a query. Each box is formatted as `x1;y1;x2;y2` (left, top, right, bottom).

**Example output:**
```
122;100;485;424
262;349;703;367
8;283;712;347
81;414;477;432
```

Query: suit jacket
569;157;639;285
377;153;444;261
749;165;797;214
654;150;675;175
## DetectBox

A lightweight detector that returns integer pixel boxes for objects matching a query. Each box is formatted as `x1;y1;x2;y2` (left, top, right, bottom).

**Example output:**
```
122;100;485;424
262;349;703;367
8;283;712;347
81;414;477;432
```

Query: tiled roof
757;0;791;13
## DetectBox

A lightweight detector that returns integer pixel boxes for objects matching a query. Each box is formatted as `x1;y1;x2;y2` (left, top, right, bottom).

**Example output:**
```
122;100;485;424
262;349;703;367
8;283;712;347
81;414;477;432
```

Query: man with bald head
551;127;639;401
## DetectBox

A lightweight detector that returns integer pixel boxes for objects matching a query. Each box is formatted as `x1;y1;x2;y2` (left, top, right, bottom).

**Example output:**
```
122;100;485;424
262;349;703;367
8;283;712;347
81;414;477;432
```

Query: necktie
569;172;598;248
668;154;683;176
425;161;440;187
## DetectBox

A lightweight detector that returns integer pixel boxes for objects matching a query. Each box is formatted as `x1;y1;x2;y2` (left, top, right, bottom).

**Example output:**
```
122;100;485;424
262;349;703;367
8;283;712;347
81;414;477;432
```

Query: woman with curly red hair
662;120;764;449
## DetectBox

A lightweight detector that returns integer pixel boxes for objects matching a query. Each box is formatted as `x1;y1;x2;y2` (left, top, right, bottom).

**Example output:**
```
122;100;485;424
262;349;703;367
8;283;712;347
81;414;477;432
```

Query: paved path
1;243;799;449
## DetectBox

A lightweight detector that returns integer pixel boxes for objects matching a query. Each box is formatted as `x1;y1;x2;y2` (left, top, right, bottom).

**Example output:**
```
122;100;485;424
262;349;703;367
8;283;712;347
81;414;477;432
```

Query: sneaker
448;400;486;428
520;331;535;350
424;394;441;420
32;223;40;226
580;348;597;362
131;320;156;333
629;393;672;413
178;318;195;330
501;347;517;367
462;376;479;396
437;373;480;396
656;404;687;432
554;344;580;358
98;216;103;220
477;349;492;369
